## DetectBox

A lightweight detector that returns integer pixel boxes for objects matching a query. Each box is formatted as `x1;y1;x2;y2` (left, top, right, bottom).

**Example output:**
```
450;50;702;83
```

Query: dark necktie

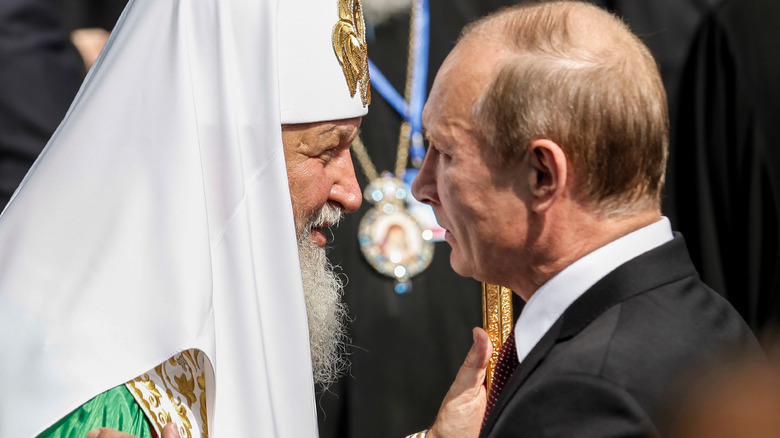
483;331;520;424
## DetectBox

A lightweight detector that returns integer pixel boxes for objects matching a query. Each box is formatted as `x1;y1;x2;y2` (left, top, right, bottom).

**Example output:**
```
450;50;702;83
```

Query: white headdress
0;0;368;436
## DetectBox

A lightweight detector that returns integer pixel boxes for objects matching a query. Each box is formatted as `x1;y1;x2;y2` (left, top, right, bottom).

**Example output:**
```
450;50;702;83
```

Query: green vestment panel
38;385;153;438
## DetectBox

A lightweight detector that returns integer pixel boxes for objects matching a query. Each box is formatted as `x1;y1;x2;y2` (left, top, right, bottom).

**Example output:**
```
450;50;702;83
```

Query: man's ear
526;139;567;213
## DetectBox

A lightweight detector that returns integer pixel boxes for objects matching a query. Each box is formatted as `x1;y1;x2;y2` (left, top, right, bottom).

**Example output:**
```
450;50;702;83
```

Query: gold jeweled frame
482;283;513;392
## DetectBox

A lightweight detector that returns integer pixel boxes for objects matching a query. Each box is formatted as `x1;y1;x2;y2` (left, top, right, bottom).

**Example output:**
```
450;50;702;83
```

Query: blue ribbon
367;0;429;167
368;59;408;117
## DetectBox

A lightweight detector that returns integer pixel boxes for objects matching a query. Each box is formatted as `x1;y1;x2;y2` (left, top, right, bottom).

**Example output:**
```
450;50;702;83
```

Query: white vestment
0;0;367;435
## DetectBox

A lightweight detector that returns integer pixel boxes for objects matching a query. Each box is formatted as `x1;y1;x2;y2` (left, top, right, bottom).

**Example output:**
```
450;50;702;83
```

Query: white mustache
306;203;344;231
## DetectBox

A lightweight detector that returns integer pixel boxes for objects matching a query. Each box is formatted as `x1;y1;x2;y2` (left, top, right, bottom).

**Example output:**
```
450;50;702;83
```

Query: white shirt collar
513;217;674;363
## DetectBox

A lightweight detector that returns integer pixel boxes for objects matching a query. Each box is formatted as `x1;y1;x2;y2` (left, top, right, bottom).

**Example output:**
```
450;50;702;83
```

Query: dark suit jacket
481;235;755;437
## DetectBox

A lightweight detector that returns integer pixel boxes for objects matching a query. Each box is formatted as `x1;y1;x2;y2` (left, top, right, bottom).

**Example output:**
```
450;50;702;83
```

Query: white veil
0;0;366;435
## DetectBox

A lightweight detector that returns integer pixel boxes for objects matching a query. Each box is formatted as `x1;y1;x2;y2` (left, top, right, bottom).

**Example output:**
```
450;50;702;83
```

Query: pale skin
282;118;363;244
84;119;494;438
70;28;110;71
412;35;660;304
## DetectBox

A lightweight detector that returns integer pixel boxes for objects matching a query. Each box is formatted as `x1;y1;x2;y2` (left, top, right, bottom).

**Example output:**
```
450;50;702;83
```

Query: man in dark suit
321;1;725;436
411;2;757;437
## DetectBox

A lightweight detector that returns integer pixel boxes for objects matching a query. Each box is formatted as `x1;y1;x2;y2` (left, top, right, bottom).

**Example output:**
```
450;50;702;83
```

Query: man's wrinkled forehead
282;121;358;139
281;118;361;152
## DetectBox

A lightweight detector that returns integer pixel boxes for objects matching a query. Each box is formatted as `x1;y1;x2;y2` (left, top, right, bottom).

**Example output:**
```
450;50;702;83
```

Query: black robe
46;0;127;32
0;0;82;209
674;0;780;334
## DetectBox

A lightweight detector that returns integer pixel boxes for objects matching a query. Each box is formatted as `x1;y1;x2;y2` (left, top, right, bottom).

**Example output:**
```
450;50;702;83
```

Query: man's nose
329;153;362;213
411;152;437;206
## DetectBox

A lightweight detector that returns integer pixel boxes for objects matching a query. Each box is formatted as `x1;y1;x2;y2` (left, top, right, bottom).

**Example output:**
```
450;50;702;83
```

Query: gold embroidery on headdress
332;0;371;106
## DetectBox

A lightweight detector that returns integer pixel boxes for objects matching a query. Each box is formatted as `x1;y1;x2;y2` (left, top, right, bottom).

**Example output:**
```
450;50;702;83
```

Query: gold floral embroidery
197;373;208;435
127;376;171;432
332;0;371;105
125;349;211;438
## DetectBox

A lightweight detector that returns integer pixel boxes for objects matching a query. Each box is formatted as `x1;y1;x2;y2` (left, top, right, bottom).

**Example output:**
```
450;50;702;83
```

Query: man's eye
432;144;451;161
317;147;340;162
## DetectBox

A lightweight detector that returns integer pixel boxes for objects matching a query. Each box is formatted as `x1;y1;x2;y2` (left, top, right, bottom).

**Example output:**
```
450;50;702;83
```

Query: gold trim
125;349;211;438
482;283;513;392
127;375;169;434
332;0;371;105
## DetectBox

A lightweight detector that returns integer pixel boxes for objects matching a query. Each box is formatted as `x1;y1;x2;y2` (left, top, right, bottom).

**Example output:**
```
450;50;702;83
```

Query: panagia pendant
358;173;434;293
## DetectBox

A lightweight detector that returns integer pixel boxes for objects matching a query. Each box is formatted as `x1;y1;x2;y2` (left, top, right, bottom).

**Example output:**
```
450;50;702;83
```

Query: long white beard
298;204;350;388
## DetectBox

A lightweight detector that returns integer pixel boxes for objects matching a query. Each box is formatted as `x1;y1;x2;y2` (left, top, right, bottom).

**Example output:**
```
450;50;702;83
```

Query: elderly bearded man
0;0;376;436
76;116;363;438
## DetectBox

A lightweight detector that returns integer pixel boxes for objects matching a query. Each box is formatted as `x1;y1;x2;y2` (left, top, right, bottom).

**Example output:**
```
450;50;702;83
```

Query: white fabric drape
0;0;318;436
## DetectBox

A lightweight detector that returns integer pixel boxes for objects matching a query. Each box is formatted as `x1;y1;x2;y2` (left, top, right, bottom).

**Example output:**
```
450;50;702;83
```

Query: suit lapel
480;316;563;435
480;235;696;437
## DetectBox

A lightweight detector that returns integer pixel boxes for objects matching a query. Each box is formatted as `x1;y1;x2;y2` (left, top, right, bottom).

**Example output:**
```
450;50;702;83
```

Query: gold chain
351;1;419;182
394;122;412;177
350;135;379;182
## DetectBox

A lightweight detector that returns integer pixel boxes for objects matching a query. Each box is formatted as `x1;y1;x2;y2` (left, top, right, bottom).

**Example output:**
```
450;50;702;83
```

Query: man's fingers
446;327;493;403
162;423;181;438
85;428;136;438
458;327;493;387
426;328;494;438
467;327;493;368
85;424;180;438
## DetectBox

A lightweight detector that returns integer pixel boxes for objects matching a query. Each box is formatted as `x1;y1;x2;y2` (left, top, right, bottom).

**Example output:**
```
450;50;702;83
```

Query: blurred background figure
1;0;127;212
663;345;780;438
674;0;780;336
0;0;83;209
50;0;126;70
